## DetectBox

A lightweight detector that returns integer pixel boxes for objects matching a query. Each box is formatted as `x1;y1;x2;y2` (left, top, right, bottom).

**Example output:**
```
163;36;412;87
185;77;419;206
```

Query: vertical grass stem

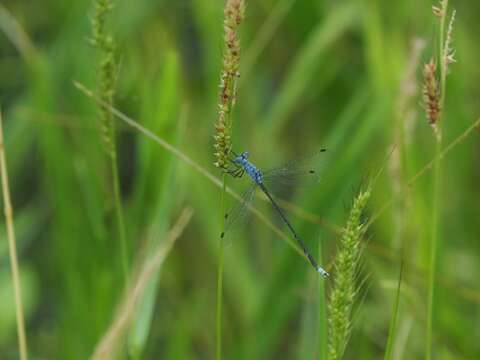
427;1;449;358
111;148;129;282
91;0;130;283
216;174;227;360
0;110;28;360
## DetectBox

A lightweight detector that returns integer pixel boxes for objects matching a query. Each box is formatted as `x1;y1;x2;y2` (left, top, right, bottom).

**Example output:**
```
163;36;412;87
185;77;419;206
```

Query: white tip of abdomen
318;267;329;278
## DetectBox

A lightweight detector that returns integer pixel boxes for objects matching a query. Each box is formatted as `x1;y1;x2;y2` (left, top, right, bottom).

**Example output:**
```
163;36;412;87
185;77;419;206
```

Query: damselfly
221;149;329;277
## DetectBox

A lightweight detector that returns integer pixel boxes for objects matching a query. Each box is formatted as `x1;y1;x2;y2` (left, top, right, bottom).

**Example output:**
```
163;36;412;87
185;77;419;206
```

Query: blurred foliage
0;0;479;359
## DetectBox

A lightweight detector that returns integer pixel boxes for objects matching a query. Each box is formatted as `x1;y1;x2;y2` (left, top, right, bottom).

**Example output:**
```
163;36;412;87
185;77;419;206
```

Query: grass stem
426;142;440;360
317;240;327;360
384;261;404;360
111;147;129;282
216;174;227;360
427;2;449;357
0;110;28;360
91;0;130;283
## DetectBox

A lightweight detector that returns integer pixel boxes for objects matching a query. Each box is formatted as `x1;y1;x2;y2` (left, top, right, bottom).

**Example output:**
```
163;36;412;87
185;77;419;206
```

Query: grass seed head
422;59;441;137
214;0;245;169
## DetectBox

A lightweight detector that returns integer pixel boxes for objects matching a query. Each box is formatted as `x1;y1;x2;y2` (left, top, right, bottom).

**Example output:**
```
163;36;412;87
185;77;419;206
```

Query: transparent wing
221;183;257;240
262;149;327;188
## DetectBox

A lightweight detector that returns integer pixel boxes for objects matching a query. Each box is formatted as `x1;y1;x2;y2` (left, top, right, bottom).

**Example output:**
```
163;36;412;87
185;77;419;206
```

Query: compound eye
242;151;249;159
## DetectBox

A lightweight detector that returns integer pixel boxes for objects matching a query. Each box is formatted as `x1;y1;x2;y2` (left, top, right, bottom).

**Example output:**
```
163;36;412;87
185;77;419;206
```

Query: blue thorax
233;151;264;185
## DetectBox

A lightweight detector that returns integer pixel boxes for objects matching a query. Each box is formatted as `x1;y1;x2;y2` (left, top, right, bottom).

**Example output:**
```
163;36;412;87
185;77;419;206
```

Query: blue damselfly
221;149;329;277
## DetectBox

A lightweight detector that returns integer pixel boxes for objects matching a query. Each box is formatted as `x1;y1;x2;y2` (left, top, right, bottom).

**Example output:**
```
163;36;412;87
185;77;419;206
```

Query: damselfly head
241;151;249;159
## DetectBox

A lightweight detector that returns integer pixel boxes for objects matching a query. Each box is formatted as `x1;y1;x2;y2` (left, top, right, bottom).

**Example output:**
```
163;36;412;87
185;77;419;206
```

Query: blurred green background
0;0;479;359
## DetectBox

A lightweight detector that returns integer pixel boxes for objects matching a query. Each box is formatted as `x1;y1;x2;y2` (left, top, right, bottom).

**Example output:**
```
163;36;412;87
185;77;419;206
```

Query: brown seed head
422;59;441;131
214;0;245;169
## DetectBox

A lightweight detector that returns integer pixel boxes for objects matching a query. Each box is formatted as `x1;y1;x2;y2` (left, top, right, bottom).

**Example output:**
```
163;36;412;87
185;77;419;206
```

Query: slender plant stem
384;261;404;360
426;110;444;360
427;2;448;358
216;174;227;360
90;0;129;284
0;111;28;360
426;140;440;360
110;145;129;283
317;240;327;360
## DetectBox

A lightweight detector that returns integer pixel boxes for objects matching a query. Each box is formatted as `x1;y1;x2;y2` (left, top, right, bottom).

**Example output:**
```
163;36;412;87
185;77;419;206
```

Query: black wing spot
309;170;315;174
320;148;327;152
220;232;225;238
224;213;229;219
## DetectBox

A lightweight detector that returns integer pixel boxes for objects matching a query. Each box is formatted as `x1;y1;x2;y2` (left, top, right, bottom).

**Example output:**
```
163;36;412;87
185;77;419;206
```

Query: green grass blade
127;50;181;358
241;0;296;81
384;261;404;360
263;3;358;134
